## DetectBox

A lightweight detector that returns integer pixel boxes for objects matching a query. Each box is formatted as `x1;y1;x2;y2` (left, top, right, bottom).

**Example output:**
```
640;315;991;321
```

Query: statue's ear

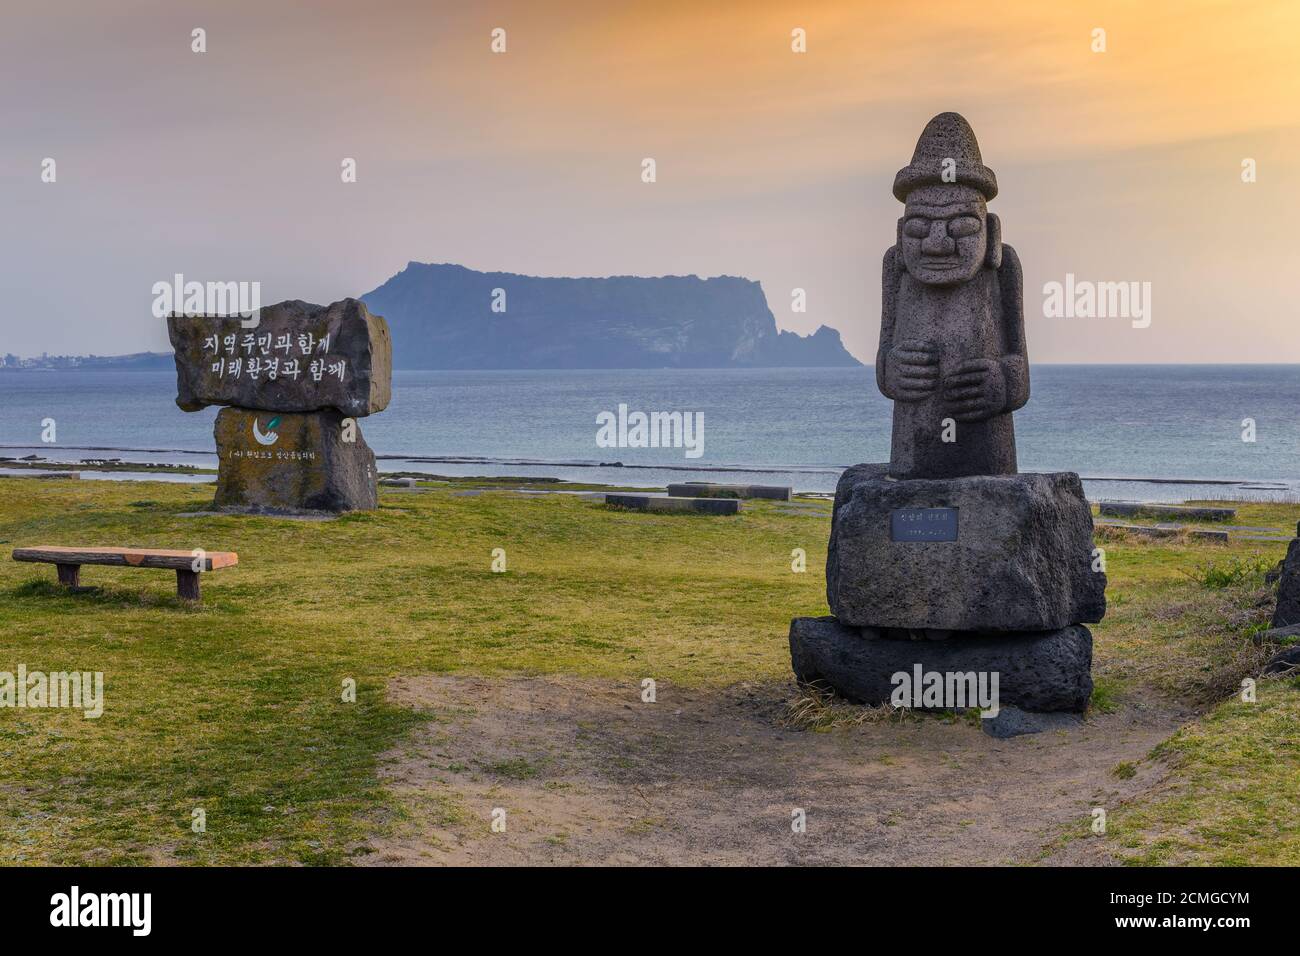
896;216;906;249
985;213;1003;270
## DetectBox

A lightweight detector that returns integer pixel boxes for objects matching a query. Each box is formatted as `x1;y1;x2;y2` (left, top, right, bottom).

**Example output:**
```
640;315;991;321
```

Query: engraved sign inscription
890;507;959;542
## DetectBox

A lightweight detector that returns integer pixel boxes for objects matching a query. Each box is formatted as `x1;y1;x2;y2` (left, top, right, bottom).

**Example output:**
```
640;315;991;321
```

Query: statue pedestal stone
790;463;1105;713
827;466;1106;632
212;408;377;514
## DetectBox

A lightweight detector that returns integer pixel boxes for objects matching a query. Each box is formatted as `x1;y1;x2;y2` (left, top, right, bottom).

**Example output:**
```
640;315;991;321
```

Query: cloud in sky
1;0;1297;362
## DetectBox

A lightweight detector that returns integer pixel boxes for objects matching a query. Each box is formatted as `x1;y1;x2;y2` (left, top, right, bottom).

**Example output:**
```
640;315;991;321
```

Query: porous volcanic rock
169;298;391;417
212;407;377;513
789;616;1094;713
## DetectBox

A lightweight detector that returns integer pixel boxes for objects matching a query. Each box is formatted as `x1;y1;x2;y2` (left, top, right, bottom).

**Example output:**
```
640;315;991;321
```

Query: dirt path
365;675;1189;866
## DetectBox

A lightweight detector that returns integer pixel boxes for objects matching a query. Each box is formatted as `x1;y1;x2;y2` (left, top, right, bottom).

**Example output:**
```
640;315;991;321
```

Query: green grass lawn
1;477;1296;864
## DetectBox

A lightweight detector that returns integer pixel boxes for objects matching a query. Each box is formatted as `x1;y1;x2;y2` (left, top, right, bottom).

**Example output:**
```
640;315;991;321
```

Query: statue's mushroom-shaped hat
893;112;997;201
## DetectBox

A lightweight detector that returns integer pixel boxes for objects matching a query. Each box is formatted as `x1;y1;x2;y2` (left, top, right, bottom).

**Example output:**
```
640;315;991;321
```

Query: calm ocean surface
2;366;1298;501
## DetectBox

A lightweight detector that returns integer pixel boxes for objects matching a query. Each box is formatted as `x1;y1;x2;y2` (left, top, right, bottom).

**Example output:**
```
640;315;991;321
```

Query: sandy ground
363;675;1189;866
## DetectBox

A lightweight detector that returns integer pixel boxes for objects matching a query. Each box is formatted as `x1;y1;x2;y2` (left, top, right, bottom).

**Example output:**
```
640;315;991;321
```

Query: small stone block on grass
1097;501;1235;522
605;494;739;515
666;482;791;500
1097;521;1230;542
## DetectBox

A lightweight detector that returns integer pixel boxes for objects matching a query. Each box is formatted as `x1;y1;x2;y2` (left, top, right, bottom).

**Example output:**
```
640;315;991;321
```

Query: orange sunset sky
2;0;1298;362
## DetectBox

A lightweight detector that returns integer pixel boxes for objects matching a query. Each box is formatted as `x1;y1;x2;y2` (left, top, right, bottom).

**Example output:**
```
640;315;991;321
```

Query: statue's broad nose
921;221;953;255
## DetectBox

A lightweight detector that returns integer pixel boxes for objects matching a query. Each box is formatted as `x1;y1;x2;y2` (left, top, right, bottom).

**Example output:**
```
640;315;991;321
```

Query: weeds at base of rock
781;683;911;730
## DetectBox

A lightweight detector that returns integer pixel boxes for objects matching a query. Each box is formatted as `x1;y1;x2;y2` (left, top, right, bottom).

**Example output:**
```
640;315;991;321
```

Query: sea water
1;365;1297;500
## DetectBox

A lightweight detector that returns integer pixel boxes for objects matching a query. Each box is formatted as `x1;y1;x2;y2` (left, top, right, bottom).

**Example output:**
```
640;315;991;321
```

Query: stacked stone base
789;617;1093;713
791;465;1106;716
213;408;377;513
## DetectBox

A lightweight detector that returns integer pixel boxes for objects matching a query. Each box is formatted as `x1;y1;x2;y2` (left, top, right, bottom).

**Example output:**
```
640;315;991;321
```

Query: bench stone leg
56;563;81;588
176;569;201;602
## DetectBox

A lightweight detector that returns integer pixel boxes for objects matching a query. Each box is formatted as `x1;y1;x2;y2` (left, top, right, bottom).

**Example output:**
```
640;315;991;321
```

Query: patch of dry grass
781;683;912;730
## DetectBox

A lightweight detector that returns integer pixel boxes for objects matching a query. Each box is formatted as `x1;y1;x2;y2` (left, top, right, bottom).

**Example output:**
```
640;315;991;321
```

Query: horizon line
4;357;1300;369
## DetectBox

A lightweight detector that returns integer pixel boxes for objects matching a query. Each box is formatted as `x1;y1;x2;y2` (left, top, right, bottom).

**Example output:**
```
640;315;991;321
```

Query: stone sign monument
789;113;1106;719
168;298;392;513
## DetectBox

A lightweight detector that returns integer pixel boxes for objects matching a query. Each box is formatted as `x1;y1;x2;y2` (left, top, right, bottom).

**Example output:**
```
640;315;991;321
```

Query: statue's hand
943;358;1007;421
885;340;940;401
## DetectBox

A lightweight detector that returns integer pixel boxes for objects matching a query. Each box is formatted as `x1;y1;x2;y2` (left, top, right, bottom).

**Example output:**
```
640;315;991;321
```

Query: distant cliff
360;262;861;369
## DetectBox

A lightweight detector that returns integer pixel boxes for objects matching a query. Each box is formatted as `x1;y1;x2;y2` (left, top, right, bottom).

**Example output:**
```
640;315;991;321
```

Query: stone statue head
898;184;1001;285
892;112;1002;286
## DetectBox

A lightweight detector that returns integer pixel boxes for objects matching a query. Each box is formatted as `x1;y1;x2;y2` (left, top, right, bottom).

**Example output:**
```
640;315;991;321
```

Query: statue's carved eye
903;218;929;238
947;216;982;238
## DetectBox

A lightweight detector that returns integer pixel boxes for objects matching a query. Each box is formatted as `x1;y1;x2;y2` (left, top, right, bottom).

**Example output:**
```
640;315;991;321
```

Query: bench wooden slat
12;547;238;572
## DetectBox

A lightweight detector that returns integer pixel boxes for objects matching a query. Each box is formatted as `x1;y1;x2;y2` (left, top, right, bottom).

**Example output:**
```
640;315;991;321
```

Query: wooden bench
12;546;238;602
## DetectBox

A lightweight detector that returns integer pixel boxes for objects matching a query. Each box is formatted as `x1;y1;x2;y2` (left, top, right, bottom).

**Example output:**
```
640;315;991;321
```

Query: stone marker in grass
666;481;792;501
789;113;1106;723
1271;525;1300;629
169;298;391;513
605;493;739;515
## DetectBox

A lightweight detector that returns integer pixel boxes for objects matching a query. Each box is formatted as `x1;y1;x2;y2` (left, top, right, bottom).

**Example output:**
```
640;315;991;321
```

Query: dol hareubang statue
878;112;1028;479
788;112;1106;725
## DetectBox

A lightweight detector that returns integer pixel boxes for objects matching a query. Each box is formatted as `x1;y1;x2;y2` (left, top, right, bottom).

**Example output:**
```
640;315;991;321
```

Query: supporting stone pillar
212;407;377;513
